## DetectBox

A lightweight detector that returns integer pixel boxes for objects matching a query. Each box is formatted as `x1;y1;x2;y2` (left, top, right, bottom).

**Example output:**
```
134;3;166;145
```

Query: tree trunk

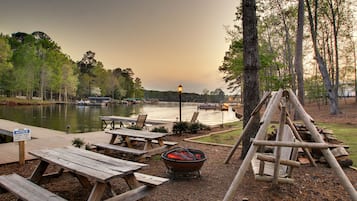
241;0;261;159
306;0;339;114
294;0;305;114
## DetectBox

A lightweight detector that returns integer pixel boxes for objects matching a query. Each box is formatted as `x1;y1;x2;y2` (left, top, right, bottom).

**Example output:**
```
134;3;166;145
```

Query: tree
294;0;305;109
0;35;13;96
306;0;339;114
241;0;261;159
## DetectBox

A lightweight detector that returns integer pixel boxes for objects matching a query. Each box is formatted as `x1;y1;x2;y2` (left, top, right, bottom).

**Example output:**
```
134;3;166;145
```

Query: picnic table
96;128;177;161
23;146;167;201
100;115;171;130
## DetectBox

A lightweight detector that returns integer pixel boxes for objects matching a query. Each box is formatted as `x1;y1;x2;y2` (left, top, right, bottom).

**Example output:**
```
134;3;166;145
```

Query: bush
172;121;189;134
72;138;85;148
173;121;210;134
151;126;168;133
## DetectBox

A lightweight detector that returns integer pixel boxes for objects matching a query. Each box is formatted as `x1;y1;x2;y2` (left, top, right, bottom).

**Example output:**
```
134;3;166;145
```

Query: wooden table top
29;146;147;182
106;128;168;139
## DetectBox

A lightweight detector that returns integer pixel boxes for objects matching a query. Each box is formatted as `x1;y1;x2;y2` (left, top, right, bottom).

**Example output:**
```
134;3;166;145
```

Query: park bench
0;173;67;201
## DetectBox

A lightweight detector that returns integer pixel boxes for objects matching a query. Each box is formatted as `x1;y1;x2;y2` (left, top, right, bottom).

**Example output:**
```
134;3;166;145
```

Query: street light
178;84;183;122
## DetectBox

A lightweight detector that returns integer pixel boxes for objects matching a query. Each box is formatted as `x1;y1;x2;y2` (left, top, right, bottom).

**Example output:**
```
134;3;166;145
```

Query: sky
0;0;238;94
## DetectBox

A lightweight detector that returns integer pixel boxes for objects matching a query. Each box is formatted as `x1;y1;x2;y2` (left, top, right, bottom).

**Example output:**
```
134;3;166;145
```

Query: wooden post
273;98;286;185
224;91;271;164
223;89;283;201
288;89;357;201
18;141;25;165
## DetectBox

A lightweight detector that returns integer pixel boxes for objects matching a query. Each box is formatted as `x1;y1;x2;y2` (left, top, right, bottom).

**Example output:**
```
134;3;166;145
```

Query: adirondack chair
133;114;148;129
190;112;199;123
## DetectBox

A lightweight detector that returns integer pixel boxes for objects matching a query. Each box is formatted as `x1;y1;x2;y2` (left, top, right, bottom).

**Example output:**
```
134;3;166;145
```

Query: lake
0;102;239;133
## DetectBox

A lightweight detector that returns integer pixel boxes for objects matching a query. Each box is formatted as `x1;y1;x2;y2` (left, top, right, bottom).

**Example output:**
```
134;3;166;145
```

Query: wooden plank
129;137;178;146
104;185;151;201
256;154;300;167
0;173;67;201
106;128;167;140
95;143;147;155
252;140;330;149
29;147;147;182
134;173;169;187
65;147;147;168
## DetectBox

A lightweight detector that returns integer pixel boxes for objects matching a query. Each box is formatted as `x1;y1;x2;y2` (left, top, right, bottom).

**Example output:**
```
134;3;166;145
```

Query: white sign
13;128;31;142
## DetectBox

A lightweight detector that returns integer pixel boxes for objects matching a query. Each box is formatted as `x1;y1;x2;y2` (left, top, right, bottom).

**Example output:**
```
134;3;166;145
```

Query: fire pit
161;147;207;179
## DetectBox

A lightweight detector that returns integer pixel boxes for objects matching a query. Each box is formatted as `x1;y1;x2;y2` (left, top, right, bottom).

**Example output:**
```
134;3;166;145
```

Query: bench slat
104;185;151;201
129;138;178;146
134;173;169;187
95;144;147;155
0;173;66;201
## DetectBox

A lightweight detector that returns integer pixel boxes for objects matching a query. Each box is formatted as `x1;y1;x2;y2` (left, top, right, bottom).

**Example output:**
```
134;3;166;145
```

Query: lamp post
178;84;183;122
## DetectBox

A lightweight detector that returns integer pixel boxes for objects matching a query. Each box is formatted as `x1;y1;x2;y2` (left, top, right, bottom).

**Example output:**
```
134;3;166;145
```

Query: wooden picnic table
101;128;177;160
100;115;171;130
28;146;149;201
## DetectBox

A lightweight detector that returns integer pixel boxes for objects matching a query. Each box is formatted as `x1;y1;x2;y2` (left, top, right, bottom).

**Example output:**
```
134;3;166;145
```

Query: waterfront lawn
195;122;357;166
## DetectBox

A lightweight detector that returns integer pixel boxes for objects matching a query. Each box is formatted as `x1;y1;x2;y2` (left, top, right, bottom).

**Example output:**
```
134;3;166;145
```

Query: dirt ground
1;98;357;201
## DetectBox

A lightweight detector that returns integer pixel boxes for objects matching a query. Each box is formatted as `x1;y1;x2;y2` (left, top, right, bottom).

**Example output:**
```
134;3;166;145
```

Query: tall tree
306;0;339;114
241;0;260;159
0;35;13;96
294;0;305;107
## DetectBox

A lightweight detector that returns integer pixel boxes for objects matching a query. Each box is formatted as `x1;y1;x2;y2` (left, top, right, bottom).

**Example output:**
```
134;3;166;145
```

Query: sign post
13;128;31;165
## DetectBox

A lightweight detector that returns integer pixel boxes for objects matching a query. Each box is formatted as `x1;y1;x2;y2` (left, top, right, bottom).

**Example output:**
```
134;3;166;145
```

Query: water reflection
0;102;238;133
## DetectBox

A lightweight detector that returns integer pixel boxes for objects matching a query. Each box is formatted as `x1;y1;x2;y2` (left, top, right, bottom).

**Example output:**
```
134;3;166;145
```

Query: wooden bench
134;172;169;187
0;173;67;201
129;137;178;146
105;173;168;201
95;143;148;156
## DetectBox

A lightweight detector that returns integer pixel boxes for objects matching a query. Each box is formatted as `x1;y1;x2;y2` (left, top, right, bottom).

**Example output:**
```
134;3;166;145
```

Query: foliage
172;121;210;134
0;31;144;101
72;137;85;148
127;124;143;130
150;126;168;133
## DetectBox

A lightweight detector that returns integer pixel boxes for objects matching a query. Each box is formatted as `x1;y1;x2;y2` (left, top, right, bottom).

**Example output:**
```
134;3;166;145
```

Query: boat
198;103;229;111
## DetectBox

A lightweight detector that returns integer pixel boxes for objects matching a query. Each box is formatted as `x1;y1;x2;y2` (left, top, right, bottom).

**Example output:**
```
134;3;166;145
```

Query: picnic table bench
0;173;67;201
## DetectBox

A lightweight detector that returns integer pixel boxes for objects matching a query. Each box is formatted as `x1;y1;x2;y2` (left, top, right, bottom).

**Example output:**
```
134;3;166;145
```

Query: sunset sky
0;0;238;94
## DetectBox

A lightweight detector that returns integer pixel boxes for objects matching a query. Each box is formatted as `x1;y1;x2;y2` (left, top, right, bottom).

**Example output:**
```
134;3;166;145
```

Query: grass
194;121;357;166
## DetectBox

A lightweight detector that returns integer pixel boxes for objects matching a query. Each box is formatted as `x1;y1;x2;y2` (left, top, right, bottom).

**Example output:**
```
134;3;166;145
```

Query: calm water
0;102;238;133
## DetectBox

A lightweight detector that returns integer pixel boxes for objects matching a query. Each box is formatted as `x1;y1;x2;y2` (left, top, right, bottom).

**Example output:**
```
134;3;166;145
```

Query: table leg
29;160;49;184
73;174;92;189
124;136;133;148
101;120;107;130
87;182;107;201
157;138;164;146
124;173;141;189
109;134;117;144
143;140;153;151
111;120;115;129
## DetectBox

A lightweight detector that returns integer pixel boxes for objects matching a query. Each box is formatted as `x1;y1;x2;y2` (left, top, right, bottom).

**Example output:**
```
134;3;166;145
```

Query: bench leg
30;160;49;184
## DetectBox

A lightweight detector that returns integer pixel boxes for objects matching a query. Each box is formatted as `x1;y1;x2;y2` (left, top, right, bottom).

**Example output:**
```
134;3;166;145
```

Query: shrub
151;126;168;133
72;138;85;148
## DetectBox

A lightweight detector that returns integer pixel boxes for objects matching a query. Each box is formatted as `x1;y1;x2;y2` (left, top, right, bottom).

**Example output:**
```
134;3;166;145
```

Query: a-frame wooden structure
223;89;357;201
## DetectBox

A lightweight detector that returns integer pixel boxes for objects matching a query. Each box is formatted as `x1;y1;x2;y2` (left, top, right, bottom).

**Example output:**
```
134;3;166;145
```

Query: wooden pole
285;115;317;167
19;141;25;165
273;97;287;184
288;89;357;201
224;91;271;164
223;89;283;201
252;140;330;149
